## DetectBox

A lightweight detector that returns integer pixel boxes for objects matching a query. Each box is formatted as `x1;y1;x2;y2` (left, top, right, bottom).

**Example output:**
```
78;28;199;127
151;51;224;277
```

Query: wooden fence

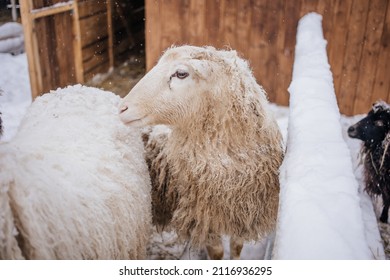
20;0;144;98
145;0;390;115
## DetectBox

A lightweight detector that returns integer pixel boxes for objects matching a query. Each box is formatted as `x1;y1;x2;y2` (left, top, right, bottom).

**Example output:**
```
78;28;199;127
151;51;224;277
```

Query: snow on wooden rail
272;13;384;259
30;1;74;20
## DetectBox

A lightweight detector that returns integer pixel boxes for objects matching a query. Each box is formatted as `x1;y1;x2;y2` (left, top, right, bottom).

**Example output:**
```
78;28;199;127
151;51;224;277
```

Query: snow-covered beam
273;13;381;259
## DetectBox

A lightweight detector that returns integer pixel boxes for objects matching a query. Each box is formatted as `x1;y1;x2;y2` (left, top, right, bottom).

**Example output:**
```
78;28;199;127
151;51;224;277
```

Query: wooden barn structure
20;0;144;98
21;0;390;116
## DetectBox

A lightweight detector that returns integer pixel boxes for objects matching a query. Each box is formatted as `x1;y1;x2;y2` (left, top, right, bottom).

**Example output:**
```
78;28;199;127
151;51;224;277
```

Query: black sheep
348;101;390;223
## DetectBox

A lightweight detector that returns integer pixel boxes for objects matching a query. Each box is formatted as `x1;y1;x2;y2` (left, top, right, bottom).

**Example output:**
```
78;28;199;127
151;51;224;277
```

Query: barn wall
78;0;145;81
22;0;144;97
145;0;390;116
29;0;78;94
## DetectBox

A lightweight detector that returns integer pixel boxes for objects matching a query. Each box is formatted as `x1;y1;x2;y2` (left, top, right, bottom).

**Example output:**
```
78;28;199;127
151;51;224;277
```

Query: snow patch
0;53;31;142
273;13;383;259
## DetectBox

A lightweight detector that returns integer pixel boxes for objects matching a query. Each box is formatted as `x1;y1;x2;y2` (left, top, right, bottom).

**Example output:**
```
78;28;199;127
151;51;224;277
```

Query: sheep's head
348;101;390;145
119;45;253;128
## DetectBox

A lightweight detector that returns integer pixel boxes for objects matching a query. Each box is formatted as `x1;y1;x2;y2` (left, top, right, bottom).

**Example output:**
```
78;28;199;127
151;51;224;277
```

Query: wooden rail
30;1;74;19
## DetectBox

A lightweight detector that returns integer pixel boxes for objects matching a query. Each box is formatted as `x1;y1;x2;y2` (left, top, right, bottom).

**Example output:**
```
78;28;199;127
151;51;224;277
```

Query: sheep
119;45;284;259
348;100;390;224
0;85;152;259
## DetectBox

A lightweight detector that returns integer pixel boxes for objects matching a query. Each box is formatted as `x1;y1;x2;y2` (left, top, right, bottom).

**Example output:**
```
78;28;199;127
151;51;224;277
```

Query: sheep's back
0;85;151;259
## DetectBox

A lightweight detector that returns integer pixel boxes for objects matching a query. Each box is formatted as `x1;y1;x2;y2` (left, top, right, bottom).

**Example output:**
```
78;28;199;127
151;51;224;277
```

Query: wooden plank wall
22;0;144;97
31;0;78;95
145;0;390;116
78;0;110;81
78;0;145;81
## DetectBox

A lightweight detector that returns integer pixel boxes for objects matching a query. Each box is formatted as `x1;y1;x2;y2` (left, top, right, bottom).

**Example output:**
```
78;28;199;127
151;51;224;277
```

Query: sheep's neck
172;117;250;154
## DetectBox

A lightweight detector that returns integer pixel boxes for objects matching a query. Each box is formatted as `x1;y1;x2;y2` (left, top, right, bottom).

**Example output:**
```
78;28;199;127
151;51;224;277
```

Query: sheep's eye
172;70;189;80
375;120;384;127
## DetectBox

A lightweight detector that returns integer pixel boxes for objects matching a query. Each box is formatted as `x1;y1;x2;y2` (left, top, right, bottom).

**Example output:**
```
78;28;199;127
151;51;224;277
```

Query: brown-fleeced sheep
120;45;284;259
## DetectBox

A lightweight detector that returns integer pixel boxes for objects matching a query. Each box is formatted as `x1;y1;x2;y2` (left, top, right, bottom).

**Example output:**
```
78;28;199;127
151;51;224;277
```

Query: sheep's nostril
119;105;128;114
347;126;357;137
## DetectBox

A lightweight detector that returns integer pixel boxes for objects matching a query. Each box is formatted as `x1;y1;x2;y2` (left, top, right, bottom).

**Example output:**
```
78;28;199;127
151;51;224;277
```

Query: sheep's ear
190;59;211;80
222;49;238;60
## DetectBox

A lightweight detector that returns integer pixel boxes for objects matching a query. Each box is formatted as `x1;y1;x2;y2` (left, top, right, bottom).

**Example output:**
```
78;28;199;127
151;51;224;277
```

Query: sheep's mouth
126;118;144;126
347;126;359;138
120;116;146;126
118;106;148;126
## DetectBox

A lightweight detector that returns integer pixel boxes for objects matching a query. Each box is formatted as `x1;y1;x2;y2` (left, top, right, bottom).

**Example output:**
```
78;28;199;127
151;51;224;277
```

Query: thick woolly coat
0;85;152;259
137;46;284;246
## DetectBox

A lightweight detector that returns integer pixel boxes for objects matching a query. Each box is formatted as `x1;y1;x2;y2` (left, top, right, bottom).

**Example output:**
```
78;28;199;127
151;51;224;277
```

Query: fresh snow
273;13;384;259
0;52;31;142
31;1;74;14
0;15;388;260
0;22;24;55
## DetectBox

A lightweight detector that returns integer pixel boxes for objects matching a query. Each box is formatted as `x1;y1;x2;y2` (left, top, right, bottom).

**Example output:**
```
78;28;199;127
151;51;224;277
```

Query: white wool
0;85;152;259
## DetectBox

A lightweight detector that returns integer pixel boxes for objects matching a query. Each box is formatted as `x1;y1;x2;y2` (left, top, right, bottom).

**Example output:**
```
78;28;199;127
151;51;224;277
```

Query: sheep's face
119;46;226;127
348;102;390;145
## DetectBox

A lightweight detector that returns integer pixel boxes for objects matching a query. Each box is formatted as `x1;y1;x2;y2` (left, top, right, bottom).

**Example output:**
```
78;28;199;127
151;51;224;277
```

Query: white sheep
0;85;152;259
120;45;284;259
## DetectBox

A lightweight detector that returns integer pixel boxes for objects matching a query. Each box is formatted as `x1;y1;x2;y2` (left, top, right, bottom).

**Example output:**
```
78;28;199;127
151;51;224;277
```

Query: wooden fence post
20;0;42;99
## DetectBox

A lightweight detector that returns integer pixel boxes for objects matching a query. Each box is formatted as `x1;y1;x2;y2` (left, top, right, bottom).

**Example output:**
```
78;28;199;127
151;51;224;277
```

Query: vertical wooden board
186;0;206;46
179;0;191;43
220;0;237;48
58;12;77;87
145;0;161;70
107;0;114;69
257;0;283;103
316;0;335;42
216;0;227;48
279;0;301;105
353;0;388;114
326;0;352;102
283;0;301;71
36;16;57;93
371;0;390;105
160;0;181;52
299;0;320;17
274;0;290;106
20;0;42;98
236;0;252;57
72;0;84;83
248;0;270;95
337;0;370;115
205;0;220;46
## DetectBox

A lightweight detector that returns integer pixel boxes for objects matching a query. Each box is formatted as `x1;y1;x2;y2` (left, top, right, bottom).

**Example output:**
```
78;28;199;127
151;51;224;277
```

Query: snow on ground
0;22;25;55
0;52;31;142
0;16;389;259
272;13;384;259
